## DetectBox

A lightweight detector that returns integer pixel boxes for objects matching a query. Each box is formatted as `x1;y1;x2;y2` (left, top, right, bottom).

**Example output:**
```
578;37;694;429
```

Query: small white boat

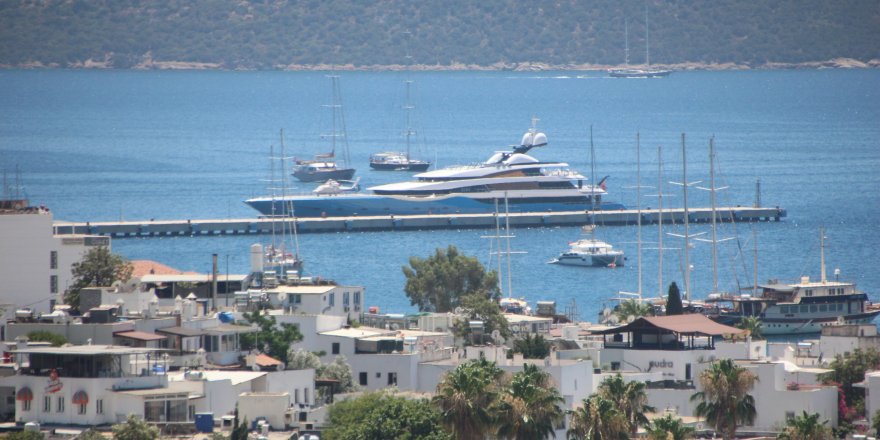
312;178;361;195
551;237;625;267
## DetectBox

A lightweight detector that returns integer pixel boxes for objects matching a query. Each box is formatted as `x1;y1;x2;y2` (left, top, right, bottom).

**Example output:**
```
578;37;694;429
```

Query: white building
0;205;109;314
263;283;365;323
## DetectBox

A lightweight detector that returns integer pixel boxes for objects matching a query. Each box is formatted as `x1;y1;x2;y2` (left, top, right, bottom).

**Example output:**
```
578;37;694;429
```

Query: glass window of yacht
801;305;809;313
780;306;789;314
805;290;812;296
810;305;818;313
820;305;828;312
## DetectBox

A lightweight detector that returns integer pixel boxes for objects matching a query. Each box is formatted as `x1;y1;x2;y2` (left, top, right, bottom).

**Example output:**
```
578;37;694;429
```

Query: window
295;389;300;403
189;405;195;421
376;372;382;378
359;372;368;386
43;396;51;412
50;251;58;269
388;372;398;386
785;411;795;420
78;401;87;415
329;293;335;306
780;306;789;314
96;399;103;414
332;342;340;355
57;396;65;413
810;305;818;313
22;399;31;412
343;292;350;306
353;291;361;305
304;388;309;404
819;304;828;312
50;275;58;294
293;294;302;304
144;399;188;422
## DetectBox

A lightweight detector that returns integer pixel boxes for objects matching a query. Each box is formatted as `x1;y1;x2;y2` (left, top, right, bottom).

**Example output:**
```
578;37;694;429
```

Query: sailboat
609;6;672;78
293;74;356;182
484;194;530;315
369;77;431;171
550;127;625;267
260;130;304;283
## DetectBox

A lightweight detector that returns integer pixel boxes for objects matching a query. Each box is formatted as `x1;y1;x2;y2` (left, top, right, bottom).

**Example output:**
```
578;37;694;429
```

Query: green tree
111;414;159;440
77;429;106;440
690;358;758;440
323;391;451;440
647;414;695;440
402;245;500;313
494;363;564;440
614;299;653;323
512;334;551;359
64;246;133;313
776;411;830;440
287;349;322;370
317;355;357;400
597;374;656;435
566;394;629;440
819;348;880;417
239;310;302;365
666;282;683;315
453;293;511;344
433;358;506;440
26;330;68;347
4;431;46;440
736;316;764;340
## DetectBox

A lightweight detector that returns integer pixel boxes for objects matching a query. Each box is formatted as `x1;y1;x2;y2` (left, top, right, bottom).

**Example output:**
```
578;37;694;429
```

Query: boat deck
52;206;785;238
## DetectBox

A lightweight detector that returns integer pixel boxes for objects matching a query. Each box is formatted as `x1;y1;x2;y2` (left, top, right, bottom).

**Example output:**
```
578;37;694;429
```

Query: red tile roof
131;260;201;277
255;354;283;368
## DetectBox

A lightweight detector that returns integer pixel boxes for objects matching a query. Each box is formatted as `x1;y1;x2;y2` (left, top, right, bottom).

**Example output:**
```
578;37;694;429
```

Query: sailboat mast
657;146;664;298
682;133;691;301
624;19;630;66
590;126;596;216
636;133;642;299
645;4;650;67
709;136;719;293
504;193;513;298
494;198;503;294
820;226;827;283
404;79;414;161
752;226;759;292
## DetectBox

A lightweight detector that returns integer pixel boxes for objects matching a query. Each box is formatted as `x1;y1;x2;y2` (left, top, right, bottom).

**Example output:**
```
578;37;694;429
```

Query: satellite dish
602;307;612;318
454;307;464;315
491;330;501;341
608;315;620;325
277;292;288;303
626;315;636;323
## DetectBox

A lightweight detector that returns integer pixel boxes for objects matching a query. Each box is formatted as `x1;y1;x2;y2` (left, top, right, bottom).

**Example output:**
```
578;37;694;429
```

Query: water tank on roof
218;311;235;323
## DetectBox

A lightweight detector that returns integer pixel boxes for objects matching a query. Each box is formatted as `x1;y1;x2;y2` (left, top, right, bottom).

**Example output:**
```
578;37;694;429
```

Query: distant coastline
4;57;879;72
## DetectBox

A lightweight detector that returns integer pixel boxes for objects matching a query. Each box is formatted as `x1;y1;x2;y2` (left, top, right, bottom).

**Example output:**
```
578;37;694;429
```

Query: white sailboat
609;5;672;78
293;74;356;182
260;129;303;283
551;127;625;267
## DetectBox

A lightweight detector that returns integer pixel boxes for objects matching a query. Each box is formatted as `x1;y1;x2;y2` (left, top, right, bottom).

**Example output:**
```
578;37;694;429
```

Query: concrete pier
52;206;786;238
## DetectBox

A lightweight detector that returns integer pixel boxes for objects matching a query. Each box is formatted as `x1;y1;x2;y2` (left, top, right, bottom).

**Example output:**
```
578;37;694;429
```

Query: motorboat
550;235;626;267
245;120;626;218
312;178;360;195
369;152;430;171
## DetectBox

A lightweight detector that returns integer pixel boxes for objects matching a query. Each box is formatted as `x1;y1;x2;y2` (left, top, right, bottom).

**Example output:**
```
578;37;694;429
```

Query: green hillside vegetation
1;0;878;70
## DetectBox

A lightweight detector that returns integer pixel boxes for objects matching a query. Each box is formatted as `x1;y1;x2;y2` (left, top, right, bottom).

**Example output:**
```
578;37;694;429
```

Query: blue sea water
1;69;879;321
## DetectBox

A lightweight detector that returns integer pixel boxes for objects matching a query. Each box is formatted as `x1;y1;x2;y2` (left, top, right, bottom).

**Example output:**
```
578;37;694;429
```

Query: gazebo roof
593;314;745;337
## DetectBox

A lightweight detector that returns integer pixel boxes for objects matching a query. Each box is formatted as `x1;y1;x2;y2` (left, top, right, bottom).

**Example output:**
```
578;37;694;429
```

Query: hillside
1;0;878;70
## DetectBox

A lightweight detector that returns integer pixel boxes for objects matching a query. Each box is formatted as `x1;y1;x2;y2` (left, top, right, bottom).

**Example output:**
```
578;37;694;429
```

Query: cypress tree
666;282;683;315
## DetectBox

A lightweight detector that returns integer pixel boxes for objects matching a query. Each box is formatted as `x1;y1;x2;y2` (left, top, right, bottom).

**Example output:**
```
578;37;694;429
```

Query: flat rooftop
12;345;164;356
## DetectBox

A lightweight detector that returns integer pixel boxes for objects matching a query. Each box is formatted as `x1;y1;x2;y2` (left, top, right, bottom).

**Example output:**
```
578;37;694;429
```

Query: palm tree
647;414;695;440
614;299;653;323
690;358;758;440
598;374;656;435
776;411;830;440
494;363;565;439
736;316;764;340
567;395;629;440
433;358;505;440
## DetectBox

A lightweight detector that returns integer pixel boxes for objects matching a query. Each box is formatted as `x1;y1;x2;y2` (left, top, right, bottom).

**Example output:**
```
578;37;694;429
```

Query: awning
16;387;33;402
115;331;167;341
73;390;89;405
255;354;283;368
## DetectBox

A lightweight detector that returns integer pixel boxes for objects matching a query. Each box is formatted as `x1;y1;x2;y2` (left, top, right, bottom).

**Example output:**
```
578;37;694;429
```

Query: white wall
238;393;289;430
0;212;55;312
265;369;316;407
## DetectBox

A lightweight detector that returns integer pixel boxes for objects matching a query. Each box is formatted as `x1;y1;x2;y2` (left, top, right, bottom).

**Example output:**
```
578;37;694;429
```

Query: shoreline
3;57;879;72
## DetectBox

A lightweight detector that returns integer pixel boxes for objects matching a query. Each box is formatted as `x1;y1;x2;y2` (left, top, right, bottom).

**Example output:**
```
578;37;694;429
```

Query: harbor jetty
53;206;785;238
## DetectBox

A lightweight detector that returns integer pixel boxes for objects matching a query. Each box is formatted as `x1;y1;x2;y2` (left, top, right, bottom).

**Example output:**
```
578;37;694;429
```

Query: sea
1;69;879;322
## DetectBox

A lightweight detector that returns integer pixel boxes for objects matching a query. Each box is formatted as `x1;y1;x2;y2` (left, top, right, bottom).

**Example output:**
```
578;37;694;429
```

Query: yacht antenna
658;146;664;298
589;126;596;222
754;178;762;208
403;31;415;162
623;18;630;67
753;225;759;292
644;3;650;67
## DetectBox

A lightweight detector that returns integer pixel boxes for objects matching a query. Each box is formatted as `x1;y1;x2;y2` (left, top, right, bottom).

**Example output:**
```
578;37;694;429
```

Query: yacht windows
800;305;809;313
810;305;818;313
820;305;828;312
804;289;813;297
780;306;789;314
